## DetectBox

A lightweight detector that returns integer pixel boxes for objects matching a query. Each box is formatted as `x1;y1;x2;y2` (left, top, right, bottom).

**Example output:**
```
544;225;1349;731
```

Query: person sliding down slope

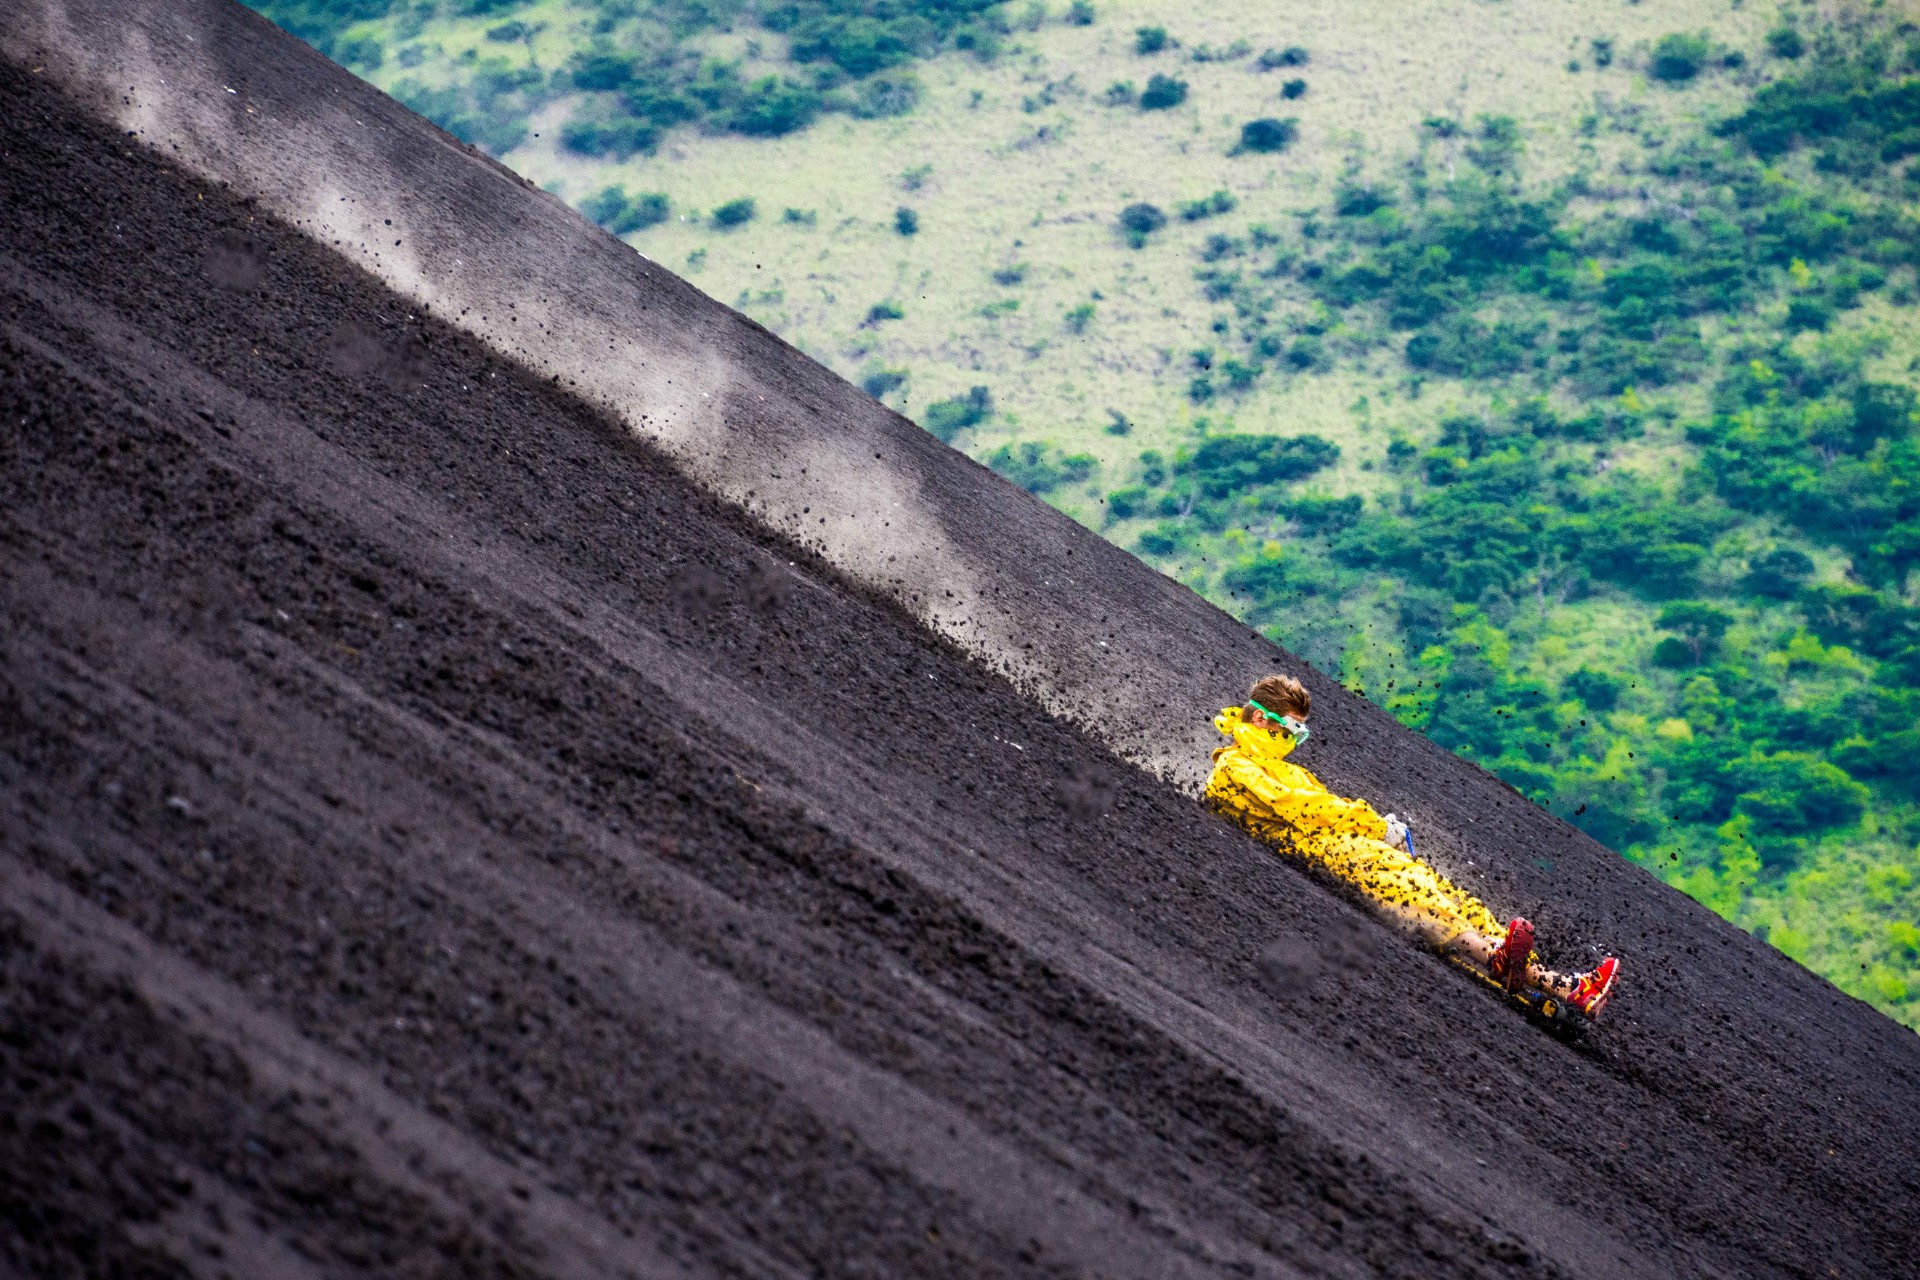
1206;674;1620;1019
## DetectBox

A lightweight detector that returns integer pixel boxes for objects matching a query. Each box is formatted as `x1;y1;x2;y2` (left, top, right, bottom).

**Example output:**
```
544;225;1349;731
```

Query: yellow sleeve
1218;754;1389;840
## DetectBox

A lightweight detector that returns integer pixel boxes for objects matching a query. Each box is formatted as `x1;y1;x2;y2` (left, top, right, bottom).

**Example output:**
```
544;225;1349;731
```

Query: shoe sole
1580;960;1620;1018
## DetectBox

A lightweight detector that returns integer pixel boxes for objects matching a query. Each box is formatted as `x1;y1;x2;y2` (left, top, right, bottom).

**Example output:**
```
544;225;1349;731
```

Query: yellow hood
1211;705;1298;764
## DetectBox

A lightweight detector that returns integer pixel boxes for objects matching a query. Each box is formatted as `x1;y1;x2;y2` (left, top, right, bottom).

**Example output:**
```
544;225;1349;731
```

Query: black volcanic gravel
3;55;1919;1280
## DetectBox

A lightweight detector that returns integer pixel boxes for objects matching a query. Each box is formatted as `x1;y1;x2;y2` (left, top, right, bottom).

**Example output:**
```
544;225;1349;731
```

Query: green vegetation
580;185;669;234
248;1;1920;1028
247;0;1033;160
711;196;757;227
1118;201;1168;248
1140;73;1188;110
1093;27;1920;1023
922;385;994;442
1237;117;1297;154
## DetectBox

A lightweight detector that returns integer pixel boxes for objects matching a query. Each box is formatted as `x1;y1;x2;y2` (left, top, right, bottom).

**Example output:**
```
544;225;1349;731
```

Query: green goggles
1248;700;1310;743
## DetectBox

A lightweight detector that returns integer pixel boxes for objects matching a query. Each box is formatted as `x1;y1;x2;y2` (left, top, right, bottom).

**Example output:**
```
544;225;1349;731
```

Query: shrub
861;368;908;398
1734;752;1869;838
1744;548;1814;598
988;441;1098;494
1281;78;1307;99
1564;667;1622;710
1766;27;1805;60
726;76;821;136
788;15;917;77
1335;184;1391;216
1258;45;1309;70
1590;38;1614;68
852;72;922;118
1179;190;1237;221
1135;26;1168;55
712;197;757;228
894;206;920;235
1785;297;1833;331
1182;432;1340;497
1655;601;1735;664
1238;117;1299;153
559;107;657;159
1118;202;1168;247
782;207;817;225
863;300;905;325
1104;81;1136;106
953;24;1002;61
1650;32;1712;83
921;386;993;442
1140;74;1188;110
1067;0;1095;25
335;34;385;72
567;45;639;92
580;186;671;235
1106;484;1149;517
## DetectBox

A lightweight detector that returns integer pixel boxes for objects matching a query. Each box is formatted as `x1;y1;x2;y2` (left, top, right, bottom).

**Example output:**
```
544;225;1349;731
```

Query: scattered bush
861;368;908;398
1135;25;1168;55
921;386;993;442
1258;45;1309;70
1655;601;1736;665
1182;433;1340;497
1650;32;1712;83
580;186;671;235
335;34;386;72
1281;78;1307;99
863;300;905;326
712;197;757;228
1066;302;1097;333
988;441;1098;494
1140;74;1188;110
1734;752;1870;839
1335;184;1392;217
1179;190;1237;221
1590;38;1614;68
894;206;920;235
560;105;658;159
1191;39;1252;63
1564;668;1622;711
1118;202;1168;247
1104;81;1136;106
852;71;922;118
1238;117;1299;153
1767;27;1806;60
1743;548;1814;599
1067;0;1095;26
782;207;817;225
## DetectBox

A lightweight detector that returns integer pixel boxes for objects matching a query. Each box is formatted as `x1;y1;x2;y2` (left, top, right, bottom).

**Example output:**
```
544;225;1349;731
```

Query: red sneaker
1488;917;1534;993
1569;957;1620;1018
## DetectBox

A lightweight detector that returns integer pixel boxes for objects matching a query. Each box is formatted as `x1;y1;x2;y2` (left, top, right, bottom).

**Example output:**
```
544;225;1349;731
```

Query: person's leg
1295;829;1619;1012
1306;833;1506;955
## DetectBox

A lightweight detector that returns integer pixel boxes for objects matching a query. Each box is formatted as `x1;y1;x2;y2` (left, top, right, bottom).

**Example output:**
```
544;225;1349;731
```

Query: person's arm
1219;754;1390;840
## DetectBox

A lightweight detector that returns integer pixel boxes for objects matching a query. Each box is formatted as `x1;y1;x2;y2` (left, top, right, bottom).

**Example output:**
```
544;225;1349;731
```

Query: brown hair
1247;674;1310;721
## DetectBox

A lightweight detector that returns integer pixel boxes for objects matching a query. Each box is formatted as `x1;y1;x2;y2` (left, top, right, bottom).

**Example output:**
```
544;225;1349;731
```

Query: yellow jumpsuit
1203;707;1506;944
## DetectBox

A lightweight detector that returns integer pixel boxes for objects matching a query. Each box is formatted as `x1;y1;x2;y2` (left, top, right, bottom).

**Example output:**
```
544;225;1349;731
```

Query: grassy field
350;0;1764;497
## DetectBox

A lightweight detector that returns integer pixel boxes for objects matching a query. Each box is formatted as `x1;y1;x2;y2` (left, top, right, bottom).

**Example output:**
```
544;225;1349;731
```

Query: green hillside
246;0;1920;1028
